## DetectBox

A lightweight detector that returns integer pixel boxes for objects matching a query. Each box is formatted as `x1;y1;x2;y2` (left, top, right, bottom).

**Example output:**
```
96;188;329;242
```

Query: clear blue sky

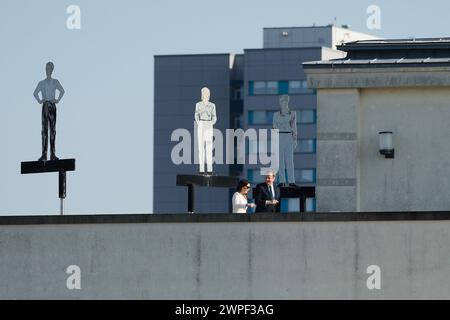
1;0;449;215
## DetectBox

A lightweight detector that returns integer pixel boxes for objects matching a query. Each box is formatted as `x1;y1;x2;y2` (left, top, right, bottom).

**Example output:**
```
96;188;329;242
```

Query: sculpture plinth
176;174;239;214
279;185;315;212
21;159;76;215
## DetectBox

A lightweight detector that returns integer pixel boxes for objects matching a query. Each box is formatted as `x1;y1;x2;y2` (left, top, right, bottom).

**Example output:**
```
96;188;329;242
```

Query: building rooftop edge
338;38;450;51
1;212;450;225
154;53;234;58
244;46;328;52
303;59;450;69
263;25;360;30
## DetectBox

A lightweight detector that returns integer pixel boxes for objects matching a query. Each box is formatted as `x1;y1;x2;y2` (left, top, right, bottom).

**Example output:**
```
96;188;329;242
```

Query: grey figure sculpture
273;95;297;186
33;62;65;161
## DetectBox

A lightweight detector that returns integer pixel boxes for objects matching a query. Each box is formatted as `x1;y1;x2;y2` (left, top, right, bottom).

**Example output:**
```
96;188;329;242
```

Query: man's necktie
268;185;274;200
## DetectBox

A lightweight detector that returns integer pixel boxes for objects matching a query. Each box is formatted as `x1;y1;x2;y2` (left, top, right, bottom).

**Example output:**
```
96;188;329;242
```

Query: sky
1;0;450;215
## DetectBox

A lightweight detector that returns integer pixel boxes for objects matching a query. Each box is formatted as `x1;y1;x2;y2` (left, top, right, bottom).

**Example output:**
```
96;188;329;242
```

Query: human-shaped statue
33;62;65;161
273;95;297;187
194;87;217;175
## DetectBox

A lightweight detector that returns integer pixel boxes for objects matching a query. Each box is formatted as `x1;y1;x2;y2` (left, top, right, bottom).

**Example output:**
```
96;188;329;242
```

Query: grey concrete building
304;38;450;212
154;25;377;213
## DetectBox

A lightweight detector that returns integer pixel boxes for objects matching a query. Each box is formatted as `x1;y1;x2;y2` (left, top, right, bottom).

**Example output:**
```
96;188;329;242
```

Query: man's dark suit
254;183;280;213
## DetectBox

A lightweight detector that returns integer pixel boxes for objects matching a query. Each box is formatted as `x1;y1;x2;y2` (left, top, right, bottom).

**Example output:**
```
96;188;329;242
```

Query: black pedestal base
176;174;239;213
279;186;315;212
21;159;76;215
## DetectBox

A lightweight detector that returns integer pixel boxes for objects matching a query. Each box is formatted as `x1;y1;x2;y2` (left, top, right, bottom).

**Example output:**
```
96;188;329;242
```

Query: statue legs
48;103;58;160
197;121;213;173
279;133;295;184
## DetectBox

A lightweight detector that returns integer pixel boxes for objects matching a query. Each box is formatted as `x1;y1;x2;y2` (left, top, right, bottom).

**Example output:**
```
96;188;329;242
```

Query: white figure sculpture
195;87;217;175
273;95;297;186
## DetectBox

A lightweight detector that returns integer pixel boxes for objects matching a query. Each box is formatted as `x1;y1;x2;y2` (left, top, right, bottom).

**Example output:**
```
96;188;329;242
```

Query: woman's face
241;184;251;195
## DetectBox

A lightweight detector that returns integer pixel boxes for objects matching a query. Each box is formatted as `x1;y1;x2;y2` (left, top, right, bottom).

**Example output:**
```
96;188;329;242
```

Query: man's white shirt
34;78;64;102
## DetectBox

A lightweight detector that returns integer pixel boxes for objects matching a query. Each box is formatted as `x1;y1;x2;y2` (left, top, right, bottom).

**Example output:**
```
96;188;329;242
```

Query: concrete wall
1;219;450;299
316;89;359;212
359;87;450;211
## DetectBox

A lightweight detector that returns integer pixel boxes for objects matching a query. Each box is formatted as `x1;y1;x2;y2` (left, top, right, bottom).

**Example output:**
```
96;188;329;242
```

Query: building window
249;81;269;95
249;137;315;154
233;114;243;129
266;81;278;94
248;139;257;155
280;197;316;213
297;139;316;154
248;138;271;155
296;110;316;124
301;80;313;93
305;198;316;212
248;82;254;95
280;198;300;213
249;80;314;96
248;111;266;125
248;110;316;126
232;86;243;100
248;110;275;125
295;169;316;183
247;169;265;184
250;169;316;185
279;81;289;94
288;80;313;94
301;80;309;89
253;81;266;95
288;81;302;94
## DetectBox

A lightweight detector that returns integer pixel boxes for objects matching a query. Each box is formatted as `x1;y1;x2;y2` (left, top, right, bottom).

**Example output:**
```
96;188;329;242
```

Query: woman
232;179;256;213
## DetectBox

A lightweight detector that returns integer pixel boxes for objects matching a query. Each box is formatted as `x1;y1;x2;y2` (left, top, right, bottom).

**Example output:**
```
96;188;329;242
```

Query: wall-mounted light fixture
379;131;394;159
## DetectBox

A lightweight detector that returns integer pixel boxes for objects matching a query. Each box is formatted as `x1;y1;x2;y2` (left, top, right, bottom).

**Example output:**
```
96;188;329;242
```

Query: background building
304;38;450;212
154;25;378;213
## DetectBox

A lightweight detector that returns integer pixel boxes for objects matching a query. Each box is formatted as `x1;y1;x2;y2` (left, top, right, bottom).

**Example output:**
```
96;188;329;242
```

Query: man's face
265;174;275;185
46;64;53;77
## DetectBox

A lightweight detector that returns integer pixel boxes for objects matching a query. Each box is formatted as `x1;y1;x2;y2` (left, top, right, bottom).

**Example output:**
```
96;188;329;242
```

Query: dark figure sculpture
33;62;65;161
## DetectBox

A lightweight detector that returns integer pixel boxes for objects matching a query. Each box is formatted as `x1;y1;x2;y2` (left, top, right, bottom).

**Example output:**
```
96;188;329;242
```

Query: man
33;62;65;161
254;171;280;213
194;87;217;175
273;95;297;187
